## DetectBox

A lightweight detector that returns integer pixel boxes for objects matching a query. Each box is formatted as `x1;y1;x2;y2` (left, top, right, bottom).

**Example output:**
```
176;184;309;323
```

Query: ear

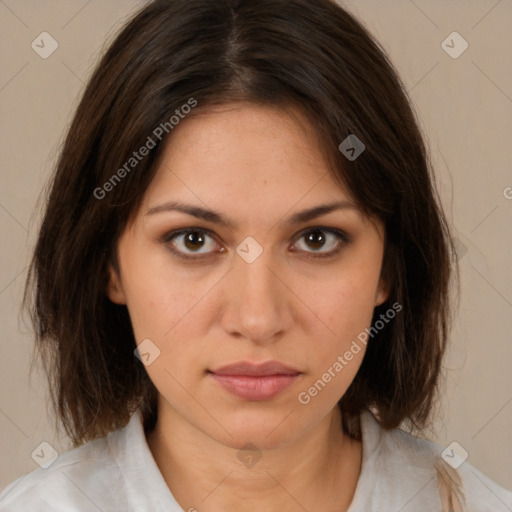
375;276;390;307
106;263;127;305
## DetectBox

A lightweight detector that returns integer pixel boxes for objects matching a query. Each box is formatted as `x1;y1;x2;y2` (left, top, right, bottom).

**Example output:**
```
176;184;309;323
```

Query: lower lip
209;373;300;400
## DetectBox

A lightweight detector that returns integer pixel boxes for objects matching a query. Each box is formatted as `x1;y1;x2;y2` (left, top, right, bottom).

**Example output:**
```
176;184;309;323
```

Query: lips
211;361;300;376
209;361;301;400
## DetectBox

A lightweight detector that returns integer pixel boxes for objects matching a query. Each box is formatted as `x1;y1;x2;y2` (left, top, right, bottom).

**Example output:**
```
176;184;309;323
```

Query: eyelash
160;227;350;261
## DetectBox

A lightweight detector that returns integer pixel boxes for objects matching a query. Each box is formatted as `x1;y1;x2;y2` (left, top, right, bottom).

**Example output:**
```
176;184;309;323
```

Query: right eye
162;228;225;260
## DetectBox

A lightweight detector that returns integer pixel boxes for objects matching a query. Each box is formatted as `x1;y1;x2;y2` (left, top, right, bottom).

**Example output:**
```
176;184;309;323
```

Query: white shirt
1;408;511;511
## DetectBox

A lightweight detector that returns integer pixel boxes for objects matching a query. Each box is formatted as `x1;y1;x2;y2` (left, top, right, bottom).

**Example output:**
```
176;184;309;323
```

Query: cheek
294;279;376;410
125;282;215;355
311;287;373;380
122;264;217;391
306;265;381;341
295;256;381;395
118;243;214;340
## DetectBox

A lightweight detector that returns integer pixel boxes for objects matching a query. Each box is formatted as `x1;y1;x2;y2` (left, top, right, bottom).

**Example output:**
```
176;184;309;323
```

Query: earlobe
106;263;127;305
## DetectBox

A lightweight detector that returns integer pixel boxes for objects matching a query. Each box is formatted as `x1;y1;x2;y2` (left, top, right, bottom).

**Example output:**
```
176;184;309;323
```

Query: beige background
1;0;511;494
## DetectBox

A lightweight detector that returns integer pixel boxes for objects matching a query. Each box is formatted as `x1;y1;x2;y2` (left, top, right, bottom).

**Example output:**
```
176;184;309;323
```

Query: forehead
142;102;352;210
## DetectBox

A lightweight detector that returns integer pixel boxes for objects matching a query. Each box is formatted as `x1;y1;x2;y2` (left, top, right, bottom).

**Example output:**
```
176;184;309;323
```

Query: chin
203;407;308;451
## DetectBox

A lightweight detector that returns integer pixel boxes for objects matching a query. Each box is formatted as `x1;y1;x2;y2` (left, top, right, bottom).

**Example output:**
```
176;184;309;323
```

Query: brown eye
164;228;222;260
304;229;327;250
182;231;207;251
292;228;349;258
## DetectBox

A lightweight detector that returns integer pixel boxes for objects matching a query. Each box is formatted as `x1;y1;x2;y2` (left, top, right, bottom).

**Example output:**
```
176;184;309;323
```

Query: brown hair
24;0;456;446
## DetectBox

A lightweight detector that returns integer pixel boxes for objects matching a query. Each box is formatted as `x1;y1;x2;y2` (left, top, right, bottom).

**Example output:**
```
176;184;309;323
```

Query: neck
147;402;362;512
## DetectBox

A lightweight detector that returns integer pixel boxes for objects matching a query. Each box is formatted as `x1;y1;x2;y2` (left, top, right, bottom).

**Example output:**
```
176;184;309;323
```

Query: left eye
291;228;348;258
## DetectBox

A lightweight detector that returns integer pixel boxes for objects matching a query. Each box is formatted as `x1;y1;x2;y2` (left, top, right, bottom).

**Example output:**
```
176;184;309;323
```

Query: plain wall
1;0;511;492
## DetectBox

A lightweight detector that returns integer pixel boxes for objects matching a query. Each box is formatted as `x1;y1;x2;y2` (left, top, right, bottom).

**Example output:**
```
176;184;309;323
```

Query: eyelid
160;226;218;244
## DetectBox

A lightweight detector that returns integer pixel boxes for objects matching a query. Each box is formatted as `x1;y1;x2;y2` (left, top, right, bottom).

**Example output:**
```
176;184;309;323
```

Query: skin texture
107;102;389;511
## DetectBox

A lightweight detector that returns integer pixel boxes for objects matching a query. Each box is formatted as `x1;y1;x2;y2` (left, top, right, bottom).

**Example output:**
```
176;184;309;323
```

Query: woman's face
107;102;388;450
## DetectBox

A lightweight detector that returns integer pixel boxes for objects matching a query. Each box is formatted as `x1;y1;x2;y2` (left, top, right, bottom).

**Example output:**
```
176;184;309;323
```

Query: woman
1;0;510;510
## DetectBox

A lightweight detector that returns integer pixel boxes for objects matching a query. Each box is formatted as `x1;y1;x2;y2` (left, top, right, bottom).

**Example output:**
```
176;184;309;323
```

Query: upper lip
210;361;301;376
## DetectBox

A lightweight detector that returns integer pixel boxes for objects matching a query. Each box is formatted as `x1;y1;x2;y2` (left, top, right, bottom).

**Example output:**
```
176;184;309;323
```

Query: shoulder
358;410;512;511
0;412;141;512
457;462;512;512
0;434;119;511
0;409;181;511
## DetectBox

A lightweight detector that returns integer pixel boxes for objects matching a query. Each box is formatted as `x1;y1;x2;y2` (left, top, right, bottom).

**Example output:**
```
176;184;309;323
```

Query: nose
219;246;294;345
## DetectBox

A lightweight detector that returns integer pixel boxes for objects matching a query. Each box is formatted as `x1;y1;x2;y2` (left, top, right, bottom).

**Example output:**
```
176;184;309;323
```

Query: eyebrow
145;200;359;230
